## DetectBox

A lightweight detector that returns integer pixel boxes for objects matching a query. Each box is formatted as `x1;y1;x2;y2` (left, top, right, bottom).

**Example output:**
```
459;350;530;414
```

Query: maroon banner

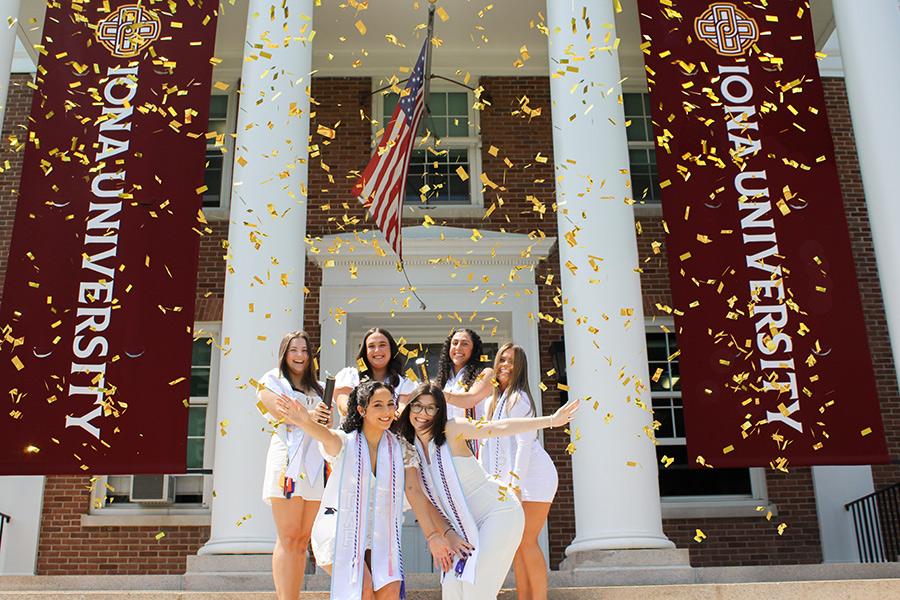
0;2;218;474
637;1;888;467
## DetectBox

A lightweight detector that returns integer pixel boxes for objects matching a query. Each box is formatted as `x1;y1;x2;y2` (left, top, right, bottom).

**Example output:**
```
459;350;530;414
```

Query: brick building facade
0;67;895;574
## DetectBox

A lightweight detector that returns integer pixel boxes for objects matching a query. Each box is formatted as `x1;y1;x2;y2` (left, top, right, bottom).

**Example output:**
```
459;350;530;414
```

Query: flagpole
396;1;436;312
424;1;436;110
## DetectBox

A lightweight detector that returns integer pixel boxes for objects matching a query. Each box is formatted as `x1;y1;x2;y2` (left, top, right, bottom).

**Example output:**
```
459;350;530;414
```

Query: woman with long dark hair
275;380;464;600
395;382;579;599
435;328;495;424
334;328;416;417
481;343;558;600
256;331;331;600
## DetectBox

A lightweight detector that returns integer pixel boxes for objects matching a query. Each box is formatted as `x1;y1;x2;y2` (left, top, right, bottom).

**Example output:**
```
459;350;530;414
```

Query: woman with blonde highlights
482;343;558;600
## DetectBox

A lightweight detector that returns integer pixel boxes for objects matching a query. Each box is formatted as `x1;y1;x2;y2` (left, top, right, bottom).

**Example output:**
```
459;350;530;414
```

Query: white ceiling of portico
16;0;837;84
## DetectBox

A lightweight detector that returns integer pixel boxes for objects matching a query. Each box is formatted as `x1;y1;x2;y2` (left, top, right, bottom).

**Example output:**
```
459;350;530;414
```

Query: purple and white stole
258;369;323;491
480;389;516;486
330;430;406;600
415;438;481;584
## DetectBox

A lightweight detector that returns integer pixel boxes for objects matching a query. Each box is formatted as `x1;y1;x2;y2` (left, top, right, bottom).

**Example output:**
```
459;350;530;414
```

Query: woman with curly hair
435;329;495;424
395;382;579;599
275;380;469;600
334;328;417;417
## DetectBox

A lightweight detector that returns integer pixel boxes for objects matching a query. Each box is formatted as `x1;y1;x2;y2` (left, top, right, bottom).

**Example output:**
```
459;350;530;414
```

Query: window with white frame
378;88;481;207
203;94;237;211
624;93;662;204
647;325;756;498
96;329;218;510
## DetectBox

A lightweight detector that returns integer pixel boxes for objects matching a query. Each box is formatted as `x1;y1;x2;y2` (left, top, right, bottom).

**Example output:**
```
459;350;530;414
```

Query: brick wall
2;72;892;574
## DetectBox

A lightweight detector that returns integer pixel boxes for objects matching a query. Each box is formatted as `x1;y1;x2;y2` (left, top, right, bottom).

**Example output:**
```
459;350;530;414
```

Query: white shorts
519;446;558;503
261;435;325;504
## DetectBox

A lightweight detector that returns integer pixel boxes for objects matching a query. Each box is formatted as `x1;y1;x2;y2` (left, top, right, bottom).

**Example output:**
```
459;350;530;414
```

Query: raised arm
444;368;495;410
446;398;580;441
274;393;343;457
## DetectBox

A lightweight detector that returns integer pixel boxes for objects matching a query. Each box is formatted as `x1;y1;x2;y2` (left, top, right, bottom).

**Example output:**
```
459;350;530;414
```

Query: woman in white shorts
481;343;559;600
256;331;332;600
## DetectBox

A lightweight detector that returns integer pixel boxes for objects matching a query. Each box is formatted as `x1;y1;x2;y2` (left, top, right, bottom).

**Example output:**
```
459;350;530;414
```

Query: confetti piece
355;20;367;35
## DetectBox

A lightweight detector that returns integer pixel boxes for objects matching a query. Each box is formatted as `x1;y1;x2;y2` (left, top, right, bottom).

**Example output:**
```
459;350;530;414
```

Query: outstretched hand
550;398;580;428
275;394;309;427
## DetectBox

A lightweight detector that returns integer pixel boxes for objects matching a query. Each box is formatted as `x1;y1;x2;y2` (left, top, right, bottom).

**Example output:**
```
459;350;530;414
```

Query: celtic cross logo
694;3;759;57
96;4;162;58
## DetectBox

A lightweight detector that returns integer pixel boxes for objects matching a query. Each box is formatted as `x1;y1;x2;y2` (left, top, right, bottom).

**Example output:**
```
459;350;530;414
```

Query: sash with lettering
0;2;218;474
637;1;888;467
327;430;405;600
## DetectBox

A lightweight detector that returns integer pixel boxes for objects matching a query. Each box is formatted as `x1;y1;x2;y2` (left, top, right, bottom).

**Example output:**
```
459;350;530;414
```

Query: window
203;94;236;212
378;89;482;207
94;327;219;511
647;326;756;499
624;93;662;204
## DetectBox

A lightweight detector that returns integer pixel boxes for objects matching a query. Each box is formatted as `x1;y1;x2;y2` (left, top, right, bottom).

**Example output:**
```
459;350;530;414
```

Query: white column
200;0;314;555
546;0;672;554
833;0;900;390
0;1;20;129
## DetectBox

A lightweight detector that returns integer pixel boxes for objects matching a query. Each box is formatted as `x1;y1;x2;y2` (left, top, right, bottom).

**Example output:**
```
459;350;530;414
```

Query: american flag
354;39;429;259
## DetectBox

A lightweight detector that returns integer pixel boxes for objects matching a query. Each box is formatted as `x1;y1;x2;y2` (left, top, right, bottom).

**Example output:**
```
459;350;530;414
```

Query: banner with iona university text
637;1;888;467
0;2;218;474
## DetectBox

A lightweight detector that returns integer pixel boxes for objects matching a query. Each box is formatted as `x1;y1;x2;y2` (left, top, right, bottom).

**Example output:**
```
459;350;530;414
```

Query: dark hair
356;328;403;389
395;382;448;447
277;331;324;397
341;380;392;433
435;328;485;390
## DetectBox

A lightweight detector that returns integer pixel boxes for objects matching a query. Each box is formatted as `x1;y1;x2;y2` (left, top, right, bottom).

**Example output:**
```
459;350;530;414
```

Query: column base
197;536;274;555
559;547;693;587
566;533;677;556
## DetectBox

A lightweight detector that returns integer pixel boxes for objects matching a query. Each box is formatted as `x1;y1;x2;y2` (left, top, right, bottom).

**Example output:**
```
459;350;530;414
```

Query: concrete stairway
2;579;900;599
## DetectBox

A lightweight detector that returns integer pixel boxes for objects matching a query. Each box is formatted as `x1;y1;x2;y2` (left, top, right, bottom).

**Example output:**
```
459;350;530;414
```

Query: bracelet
442;526;454;536
426;531;440;542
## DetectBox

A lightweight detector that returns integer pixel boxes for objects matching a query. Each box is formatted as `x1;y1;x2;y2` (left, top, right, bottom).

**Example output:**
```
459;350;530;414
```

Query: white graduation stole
415;438;481;584
481;389;516;485
257;369;324;492
330;430;406;600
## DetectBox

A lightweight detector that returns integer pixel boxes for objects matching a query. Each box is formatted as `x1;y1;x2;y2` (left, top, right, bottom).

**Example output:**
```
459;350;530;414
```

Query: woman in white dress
275;380;466;600
394;382;578;600
482;343;558;600
435;328;495;425
335;328;417;417
256;331;332;600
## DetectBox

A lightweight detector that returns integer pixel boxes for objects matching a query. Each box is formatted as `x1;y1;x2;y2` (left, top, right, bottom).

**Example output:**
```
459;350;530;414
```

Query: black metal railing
0;511;10;552
846;483;900;562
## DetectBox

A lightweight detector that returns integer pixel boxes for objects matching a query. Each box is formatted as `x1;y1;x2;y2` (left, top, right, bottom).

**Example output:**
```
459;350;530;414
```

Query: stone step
1;579;900;600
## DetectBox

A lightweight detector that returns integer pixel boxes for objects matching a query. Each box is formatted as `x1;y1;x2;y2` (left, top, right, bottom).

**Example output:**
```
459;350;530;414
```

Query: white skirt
519;444;558;504
262;434;325;504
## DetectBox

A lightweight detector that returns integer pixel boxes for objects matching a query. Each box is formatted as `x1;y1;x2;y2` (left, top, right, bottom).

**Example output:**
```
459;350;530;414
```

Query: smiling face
496;348;514;389
359;387;396;431
449;331;474;371
284;336;309;379
409;394;439;434
365;332;391;372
